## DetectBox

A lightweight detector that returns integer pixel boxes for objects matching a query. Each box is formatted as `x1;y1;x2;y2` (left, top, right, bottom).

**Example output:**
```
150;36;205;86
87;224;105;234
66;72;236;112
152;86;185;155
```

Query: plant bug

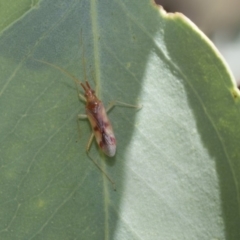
34;55;141;190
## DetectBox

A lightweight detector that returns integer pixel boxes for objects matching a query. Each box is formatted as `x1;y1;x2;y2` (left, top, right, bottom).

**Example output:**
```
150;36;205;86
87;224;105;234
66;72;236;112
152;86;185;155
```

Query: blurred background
155;0;240;86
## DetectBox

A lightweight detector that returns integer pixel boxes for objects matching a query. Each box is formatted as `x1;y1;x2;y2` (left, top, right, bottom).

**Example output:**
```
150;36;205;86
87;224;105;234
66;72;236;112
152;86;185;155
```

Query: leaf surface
0;0;240;239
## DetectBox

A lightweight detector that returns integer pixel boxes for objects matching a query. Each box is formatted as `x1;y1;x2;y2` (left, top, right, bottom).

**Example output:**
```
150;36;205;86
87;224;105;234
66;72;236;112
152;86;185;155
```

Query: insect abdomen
100;132;116;157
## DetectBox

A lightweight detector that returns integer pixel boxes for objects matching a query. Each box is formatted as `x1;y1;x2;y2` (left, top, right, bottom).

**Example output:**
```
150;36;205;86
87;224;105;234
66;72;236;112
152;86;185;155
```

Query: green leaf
1;0;240;239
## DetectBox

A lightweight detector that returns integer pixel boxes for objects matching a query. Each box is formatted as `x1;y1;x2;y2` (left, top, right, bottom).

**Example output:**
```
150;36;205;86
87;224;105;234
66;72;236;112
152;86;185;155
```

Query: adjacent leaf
0;0;240;239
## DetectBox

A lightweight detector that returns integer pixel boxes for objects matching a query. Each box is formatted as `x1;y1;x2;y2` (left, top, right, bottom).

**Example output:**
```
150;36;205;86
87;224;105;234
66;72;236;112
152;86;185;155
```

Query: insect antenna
33;58;85;102
34;58;82;84
90;69;99;97
80;31;99;96
80;31;87;82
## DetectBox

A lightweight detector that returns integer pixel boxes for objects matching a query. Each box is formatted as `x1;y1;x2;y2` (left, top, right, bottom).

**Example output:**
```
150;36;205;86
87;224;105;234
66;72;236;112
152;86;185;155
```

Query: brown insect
34;57;141;190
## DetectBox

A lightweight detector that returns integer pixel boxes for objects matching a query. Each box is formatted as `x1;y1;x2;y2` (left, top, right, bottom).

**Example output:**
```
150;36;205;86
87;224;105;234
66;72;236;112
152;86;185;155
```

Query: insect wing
86;102;116;157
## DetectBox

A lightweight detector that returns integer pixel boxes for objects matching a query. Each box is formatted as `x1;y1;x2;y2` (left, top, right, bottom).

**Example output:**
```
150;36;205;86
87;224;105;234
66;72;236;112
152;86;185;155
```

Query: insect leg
86;132;95;152
106;101;142;113
75;114;88;142
34;58;86;103
78;114;88;119
85;132;116;190
78;94;86;102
